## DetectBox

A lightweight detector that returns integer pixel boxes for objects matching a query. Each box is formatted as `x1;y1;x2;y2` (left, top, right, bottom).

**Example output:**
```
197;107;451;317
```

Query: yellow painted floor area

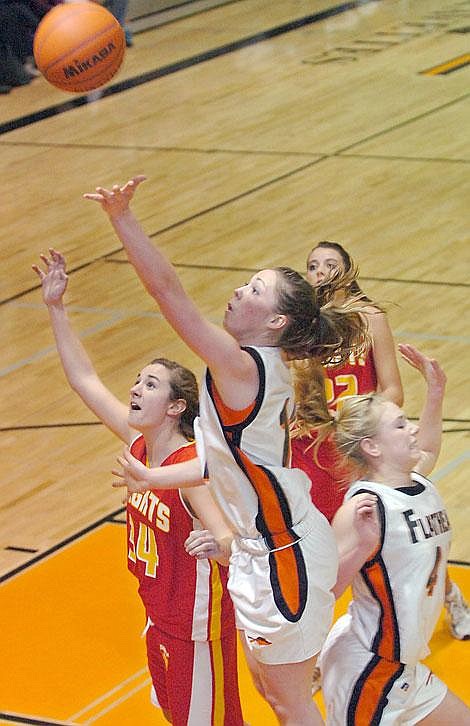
1;522;469;725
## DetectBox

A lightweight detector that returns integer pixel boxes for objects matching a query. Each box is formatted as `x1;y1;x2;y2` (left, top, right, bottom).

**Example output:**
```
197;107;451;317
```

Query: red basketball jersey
126;437;235;641
323;349;377;410
292;350;377;522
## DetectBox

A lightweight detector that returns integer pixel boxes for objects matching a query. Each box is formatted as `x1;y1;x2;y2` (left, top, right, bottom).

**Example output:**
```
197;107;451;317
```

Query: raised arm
367;308;404;406
398;344;446;477
32;249;130;442
83;178;257;400
331;492;381;599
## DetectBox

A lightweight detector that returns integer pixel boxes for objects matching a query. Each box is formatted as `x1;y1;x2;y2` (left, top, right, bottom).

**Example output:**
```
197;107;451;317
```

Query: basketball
33;2;125;93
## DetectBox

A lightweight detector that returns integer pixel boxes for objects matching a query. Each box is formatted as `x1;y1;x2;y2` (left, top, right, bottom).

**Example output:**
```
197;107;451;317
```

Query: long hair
150;358;199;440
307;240;365;303
292;390;386;479
274;266;370;365
333;393;386;471
290;359;331;440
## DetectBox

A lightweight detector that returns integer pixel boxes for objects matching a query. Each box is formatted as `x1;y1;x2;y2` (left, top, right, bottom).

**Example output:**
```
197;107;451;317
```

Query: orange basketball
33;2;125;93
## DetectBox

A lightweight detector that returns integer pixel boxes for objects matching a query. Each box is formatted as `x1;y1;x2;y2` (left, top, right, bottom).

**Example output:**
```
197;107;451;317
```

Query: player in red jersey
291;242;469;697
291;241;403;525
32;249;244;726
84;176;370;726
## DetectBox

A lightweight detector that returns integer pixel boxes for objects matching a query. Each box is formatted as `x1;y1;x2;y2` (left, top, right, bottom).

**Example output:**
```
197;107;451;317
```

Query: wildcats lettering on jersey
129;490;170;532
402;508;450;544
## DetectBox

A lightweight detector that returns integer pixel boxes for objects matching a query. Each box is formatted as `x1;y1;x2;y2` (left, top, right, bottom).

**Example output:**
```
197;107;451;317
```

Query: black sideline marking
0;0;381;136
0;506;125;584
5;546;38;553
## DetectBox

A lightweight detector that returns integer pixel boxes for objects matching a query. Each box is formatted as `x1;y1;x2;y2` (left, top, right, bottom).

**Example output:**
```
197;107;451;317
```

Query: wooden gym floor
1;0;469;723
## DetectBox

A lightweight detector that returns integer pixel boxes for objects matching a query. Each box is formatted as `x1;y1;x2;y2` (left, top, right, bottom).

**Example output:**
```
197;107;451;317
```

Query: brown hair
307;240;372;307
150;358;199;440
274;266;369;365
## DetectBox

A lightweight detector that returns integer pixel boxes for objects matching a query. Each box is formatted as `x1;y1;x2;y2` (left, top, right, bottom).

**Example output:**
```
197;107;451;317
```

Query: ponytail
290;359;332;440
274;266;370;363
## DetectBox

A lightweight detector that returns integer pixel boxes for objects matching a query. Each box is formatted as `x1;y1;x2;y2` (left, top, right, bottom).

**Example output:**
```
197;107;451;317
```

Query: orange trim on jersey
365;559;398;661
349;657;403;725
239;449;303;618
210;384;257;426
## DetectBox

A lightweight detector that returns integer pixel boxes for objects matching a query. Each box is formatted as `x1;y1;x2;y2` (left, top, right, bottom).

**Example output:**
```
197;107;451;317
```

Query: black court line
2;254;469;310
360;275;470;289
1;502;469;588
0;505;125;584
109;260;470;290
0;421;102;432
0;715;75;726
335;92;470;154
0;139;318;157
172;266;470;289
5;546;38;553
0;155;328;306
341;152;470;165
0;0;381;137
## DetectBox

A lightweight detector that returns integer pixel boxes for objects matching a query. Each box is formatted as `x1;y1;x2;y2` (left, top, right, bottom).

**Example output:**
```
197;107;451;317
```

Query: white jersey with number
197;345;338;664
199;345;313;539
345;472;452;664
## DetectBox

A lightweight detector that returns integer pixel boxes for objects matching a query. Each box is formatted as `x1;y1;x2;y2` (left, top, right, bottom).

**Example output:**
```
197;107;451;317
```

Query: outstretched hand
398;344;446;394
112;446;151;496
32;248;68;305
83;176;147;218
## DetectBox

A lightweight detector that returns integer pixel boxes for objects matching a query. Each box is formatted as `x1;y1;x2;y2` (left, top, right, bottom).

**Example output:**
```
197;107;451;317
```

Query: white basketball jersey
198;346;312;540
345;473;451;664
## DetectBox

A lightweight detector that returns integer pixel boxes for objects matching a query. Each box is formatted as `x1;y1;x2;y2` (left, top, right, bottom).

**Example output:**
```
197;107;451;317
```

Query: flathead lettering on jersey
402;508;450;544
348;475;452;667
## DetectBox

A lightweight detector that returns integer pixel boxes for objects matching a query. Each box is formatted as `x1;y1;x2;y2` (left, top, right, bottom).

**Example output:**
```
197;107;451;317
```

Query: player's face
306;247;345;287
370;401;421;471
128;363;175;431
223;269;282;343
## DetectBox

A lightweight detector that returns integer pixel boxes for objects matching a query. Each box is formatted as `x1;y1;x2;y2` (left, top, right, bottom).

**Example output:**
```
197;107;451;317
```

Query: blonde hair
333;393;386;469
291;389;386;479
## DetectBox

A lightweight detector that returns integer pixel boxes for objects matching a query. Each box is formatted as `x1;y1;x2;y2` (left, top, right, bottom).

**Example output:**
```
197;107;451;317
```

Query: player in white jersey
85;175;368;725
316;344;470;725
199;344;338;665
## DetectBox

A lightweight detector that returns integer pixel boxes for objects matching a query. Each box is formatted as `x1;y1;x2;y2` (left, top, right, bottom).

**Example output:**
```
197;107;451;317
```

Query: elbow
381;384;404;407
